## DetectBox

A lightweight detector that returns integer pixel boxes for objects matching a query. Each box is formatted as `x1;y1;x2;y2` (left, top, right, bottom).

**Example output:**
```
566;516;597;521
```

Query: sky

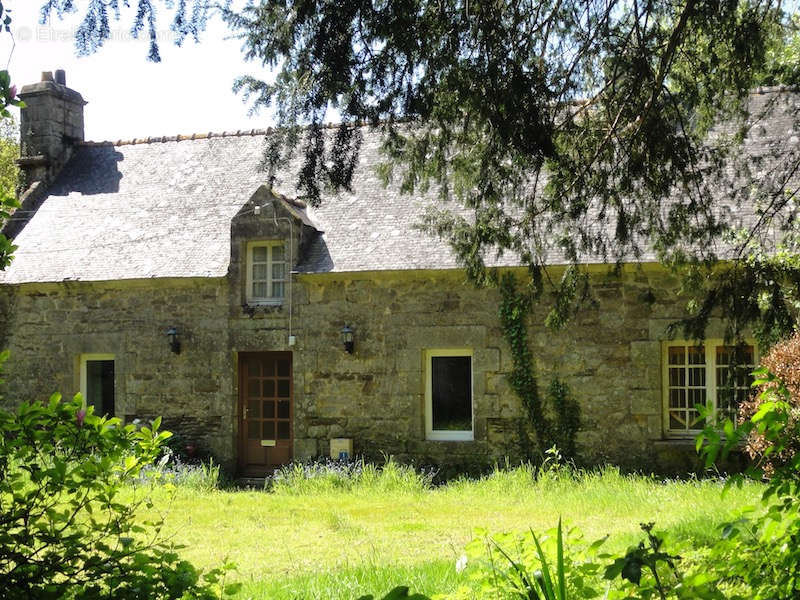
0;2;271;141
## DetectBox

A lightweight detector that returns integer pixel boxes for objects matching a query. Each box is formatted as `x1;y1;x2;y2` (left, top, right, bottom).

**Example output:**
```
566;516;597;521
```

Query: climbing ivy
498;271;580;460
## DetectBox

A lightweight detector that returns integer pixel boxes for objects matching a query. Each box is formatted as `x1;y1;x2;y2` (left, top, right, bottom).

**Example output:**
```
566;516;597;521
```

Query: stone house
0;72;796;475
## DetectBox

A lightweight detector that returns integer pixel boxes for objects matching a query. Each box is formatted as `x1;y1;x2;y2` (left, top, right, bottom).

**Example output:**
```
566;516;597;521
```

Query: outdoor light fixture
166;326;181;354
340;324;354;354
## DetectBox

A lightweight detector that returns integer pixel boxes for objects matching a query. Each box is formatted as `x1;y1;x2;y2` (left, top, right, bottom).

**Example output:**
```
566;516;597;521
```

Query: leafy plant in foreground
698;363;800;599
0;379;238;599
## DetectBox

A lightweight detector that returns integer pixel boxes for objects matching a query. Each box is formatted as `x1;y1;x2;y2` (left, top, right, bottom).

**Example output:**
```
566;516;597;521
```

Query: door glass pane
276;359;290;377
277;401;290;419
248;379;260;397
263;380;275;397
247;358;260;376
262;359;274;376
431;355;472;431
277;380;290;398
248;421;260;440
277;421;290;440
263;421;275;440
263;400;275;418
247;399;260;419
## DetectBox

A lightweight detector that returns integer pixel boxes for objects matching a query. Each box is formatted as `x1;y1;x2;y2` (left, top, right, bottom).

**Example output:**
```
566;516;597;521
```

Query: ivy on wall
497;272;580;460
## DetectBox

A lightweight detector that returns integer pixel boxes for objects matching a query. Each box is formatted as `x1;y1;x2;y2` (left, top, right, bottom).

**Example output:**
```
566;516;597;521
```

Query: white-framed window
662;341;756;436
80;354;115;417
425;349;473;441
246;241;287;305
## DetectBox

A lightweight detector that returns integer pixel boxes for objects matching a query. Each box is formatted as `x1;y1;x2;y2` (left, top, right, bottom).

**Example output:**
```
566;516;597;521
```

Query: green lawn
139;464;763;599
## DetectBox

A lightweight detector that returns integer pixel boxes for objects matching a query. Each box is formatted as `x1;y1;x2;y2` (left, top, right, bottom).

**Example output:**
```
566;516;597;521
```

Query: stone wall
0;277;235;467
0;264;736;474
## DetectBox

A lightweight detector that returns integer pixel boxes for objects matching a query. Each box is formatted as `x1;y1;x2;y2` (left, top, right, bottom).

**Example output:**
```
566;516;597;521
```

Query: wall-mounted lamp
166;326;181;354
340;324;354;354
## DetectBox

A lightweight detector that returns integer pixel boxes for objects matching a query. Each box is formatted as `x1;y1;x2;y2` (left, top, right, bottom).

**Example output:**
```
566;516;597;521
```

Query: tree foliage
39;1;800;338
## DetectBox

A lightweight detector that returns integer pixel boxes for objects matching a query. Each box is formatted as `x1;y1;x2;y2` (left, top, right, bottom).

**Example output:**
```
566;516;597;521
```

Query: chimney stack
17;69;86;187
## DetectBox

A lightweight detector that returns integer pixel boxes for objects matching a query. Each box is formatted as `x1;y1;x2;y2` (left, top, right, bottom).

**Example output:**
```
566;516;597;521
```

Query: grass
138;460;763;599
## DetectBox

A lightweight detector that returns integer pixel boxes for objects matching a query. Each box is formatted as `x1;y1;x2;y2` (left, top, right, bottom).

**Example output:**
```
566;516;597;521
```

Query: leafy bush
700;364;800;599
0;383;238;599
738;332;800;474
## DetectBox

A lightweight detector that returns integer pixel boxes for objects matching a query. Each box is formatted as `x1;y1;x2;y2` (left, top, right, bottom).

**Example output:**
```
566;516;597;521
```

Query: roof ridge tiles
79;127;275;147
75;87;799;148
77;120;390;147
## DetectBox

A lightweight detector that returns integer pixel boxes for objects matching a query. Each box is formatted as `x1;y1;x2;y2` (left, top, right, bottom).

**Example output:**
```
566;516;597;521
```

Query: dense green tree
0;115;20;199
39;1;800;342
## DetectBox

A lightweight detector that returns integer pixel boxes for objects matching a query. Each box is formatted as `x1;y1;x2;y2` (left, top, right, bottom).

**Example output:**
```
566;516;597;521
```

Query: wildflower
7;84;15;102
76;408;86;428
456;554;467;573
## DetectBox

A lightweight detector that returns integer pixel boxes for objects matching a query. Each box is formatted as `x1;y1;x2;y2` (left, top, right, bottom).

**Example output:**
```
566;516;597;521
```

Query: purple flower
76;409;86;428
7;84;15;101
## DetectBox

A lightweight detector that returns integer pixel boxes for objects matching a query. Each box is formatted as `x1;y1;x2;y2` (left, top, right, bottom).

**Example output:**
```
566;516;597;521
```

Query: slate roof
1;87;798;284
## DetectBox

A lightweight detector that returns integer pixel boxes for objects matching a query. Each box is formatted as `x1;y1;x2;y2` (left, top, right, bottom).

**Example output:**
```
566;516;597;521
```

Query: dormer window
246;241;287;305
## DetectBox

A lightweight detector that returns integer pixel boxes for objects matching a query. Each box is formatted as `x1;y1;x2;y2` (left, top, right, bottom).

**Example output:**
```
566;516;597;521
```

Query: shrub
701;361;800;598
0;384;238;599
738;332;800;474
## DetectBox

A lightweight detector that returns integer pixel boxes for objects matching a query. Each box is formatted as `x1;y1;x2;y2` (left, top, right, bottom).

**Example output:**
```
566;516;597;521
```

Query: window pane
272;245;284;261
669;413;684;429
669;389;686;408
252;263;267;281
431;355;472;432
688;367;705;387
272;262;285;280
688;346;705;365
689;388;707;407
86;360;115;416
668;368;685;387
715;344;755;422
668;347;685;365
272;281;285;298
252;282;268;298
252;246;267;262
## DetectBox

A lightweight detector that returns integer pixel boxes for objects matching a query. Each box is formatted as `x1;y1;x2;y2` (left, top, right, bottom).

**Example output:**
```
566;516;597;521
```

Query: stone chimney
17;69;86;187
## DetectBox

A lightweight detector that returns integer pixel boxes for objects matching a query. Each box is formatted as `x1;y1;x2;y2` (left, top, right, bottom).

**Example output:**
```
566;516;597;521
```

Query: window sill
241;302;284;317
654;437;699;447
426;432;474;442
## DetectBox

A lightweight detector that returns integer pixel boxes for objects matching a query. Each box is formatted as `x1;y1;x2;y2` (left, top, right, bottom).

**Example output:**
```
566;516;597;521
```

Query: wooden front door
238;352;293;475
